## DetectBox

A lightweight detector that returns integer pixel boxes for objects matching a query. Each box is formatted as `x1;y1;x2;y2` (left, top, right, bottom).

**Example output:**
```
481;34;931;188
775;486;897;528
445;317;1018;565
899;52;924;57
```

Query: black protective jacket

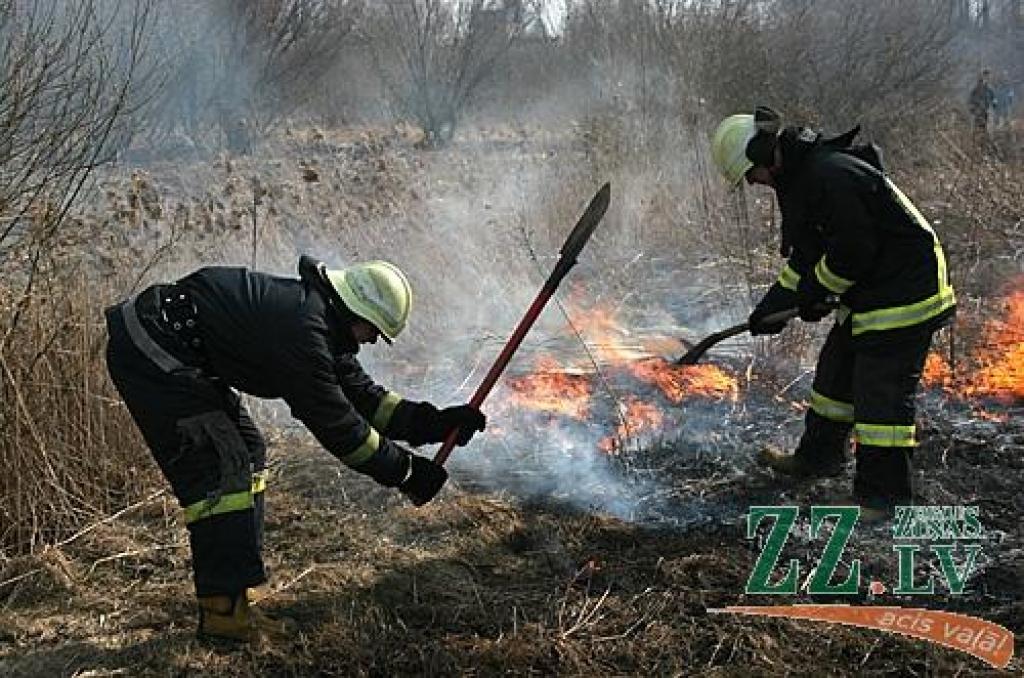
173;256;445;485
760;126;956;344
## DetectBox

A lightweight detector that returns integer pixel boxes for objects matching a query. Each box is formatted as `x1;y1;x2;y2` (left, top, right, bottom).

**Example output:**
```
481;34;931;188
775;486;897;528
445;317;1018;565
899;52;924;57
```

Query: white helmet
325;261;412;343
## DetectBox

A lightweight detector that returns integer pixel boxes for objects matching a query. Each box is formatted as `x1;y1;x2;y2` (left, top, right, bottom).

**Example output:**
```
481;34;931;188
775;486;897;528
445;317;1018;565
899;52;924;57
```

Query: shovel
675;307;801;365
434;182;612;466
676;298;840;366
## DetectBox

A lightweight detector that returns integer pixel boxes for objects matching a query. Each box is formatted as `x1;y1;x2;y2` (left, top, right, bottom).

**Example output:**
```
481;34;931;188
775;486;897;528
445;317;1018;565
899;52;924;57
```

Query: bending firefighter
711;107;956;520
104;256;486;642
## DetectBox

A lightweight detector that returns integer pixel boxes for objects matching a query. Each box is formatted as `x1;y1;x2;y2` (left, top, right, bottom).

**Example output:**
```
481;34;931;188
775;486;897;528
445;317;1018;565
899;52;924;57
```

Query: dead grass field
1;387;1021;677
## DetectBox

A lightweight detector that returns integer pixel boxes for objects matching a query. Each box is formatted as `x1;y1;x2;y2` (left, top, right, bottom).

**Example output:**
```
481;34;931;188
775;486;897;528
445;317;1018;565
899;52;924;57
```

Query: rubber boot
197;591;291;644
759;412;850;479
854;445;914;524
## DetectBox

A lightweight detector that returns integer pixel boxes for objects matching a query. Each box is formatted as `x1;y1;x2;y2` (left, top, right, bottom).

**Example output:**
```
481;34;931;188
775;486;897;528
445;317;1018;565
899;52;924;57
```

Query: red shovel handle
434;285;556;466
433;183;610;467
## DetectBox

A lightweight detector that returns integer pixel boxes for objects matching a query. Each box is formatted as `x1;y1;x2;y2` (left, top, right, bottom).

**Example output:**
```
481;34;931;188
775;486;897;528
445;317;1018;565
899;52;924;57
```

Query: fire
503;355;592;419
494;301;741;453
922;352;952;388
628;358;739;403
963;286;1023;401
921;280;1023;402
598;397;665;454
563;299;739;402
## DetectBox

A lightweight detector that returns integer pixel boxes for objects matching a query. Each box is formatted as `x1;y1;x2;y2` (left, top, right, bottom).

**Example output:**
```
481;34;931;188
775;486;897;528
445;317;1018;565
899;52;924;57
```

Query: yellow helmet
325;261;411;343
711;114;757;187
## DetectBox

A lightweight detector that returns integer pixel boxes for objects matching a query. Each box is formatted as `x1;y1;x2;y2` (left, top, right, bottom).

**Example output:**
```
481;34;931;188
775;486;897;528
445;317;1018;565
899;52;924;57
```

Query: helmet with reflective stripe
325;261;411;343
711;114;757;187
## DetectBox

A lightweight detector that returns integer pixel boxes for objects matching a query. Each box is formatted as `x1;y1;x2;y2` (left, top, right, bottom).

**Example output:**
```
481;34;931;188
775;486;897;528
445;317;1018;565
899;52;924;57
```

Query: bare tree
143;0;362;152
365;0;534;147
0;0;155;273
647;0;958;142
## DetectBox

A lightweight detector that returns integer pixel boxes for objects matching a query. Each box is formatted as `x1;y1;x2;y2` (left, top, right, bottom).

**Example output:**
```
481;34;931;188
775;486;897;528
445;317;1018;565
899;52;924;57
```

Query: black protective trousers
794;317;934;506
105;293;267;597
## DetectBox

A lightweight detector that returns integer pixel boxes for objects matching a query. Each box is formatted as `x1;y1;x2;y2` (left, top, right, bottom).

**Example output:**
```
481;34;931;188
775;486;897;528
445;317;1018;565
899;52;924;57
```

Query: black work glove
796;274;834;323
434;405;486;446
399;454;449;506
749;283;798;336
799;301;834;323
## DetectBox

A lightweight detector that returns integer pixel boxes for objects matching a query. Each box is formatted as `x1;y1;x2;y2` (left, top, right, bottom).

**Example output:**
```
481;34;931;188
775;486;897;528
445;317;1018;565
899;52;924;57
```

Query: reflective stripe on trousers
184;470;268;524
854;423;916;448
810;389;854;423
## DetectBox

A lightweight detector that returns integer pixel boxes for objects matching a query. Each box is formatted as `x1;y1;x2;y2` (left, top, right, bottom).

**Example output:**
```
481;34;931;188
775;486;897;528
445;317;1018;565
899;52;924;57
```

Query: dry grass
0;424;1020;676
0;287;158;553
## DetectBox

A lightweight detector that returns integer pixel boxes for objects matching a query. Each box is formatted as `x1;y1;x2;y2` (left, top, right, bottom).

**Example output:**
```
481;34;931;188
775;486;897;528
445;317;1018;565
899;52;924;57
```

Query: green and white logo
745;505;984;596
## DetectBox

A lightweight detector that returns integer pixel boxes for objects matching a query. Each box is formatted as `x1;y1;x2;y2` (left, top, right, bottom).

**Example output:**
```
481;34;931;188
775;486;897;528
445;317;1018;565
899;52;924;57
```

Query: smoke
339;142;751;524
82;1;799;527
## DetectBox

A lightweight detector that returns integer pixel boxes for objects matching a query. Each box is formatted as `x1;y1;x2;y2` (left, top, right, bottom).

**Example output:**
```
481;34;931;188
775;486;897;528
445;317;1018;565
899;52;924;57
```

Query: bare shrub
649;0;959;147
364;0;535;147
1;0;157;554
142;0;362;152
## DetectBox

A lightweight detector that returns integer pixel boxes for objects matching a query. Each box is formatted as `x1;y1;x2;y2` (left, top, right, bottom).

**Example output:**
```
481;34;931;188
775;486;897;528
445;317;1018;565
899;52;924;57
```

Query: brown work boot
856;496;904;525
859;505;892;524
757;446;844;479
197;591;292;644
198;593;255;643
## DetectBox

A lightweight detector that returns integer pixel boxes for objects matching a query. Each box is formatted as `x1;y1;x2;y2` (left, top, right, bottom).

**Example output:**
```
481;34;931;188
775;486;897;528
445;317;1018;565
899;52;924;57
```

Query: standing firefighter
968;70;996;137
711;107;956;521
104;255;486;642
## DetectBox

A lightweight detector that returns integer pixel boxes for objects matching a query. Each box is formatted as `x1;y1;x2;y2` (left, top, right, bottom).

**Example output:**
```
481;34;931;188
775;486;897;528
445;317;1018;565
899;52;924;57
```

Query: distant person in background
991;73;1015;130
968;70;996;137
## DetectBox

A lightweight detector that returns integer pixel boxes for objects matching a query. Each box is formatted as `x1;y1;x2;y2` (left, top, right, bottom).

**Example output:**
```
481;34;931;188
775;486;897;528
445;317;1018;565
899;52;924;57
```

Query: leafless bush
648;0;959;145
142;0;362;152
0;1;154;258
364;0;535;147
1;0;157;554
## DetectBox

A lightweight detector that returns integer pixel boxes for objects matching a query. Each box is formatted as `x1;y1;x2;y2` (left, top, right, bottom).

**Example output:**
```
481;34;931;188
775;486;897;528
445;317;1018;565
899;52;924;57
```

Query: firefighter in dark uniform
711;107;956;521
104;255;486;642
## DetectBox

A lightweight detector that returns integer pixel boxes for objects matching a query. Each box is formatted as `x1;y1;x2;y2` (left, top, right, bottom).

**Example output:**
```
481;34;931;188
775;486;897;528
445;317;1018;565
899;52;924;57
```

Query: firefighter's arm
279;328;410;487
284;355;448;504
747;248;812;335
333;354;486;448
276;319;446;505
332;352;404;435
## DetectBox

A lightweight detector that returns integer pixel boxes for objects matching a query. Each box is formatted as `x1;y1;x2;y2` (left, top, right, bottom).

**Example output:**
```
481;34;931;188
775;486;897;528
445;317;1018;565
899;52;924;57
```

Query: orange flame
564;302;739;401
503;355;592;419
598;397;665;453
494;301;741;451
628;358;739;403
922;281;1023;402
922;352;952;388
963;286;1023;401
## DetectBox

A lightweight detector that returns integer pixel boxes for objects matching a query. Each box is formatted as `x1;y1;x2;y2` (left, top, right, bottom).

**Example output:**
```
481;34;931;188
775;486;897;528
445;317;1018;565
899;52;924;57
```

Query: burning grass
923;277;1024;403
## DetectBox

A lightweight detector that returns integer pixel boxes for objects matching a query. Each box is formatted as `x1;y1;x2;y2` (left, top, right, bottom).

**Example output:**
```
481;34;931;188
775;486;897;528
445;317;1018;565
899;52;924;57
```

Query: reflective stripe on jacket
772;127;955;340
